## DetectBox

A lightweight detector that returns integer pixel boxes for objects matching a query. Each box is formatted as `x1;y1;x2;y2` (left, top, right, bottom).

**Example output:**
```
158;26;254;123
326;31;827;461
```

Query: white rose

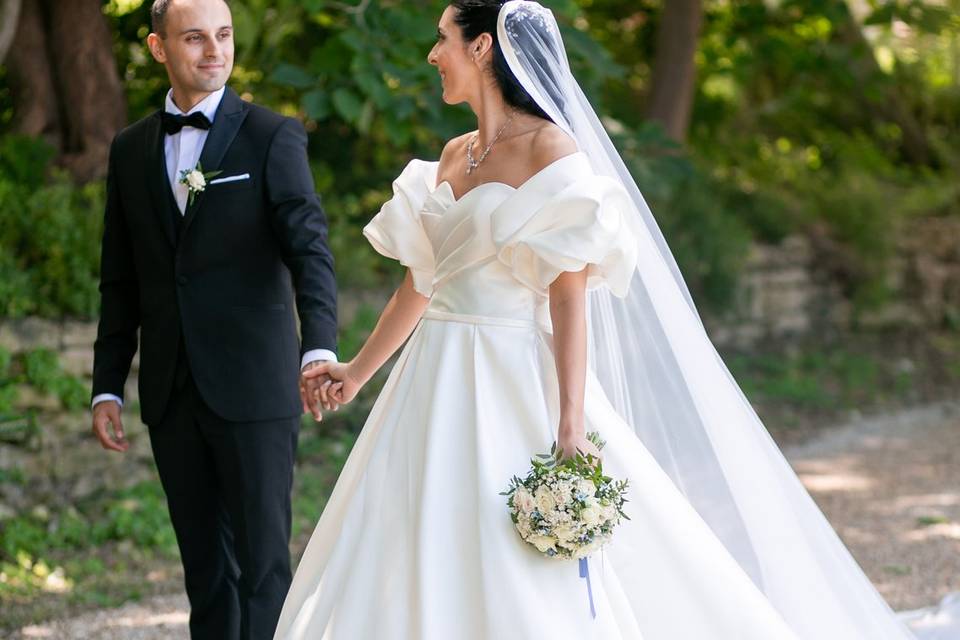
528;534;558;554
186;170;206;191
513;488;535;514
516;520;533;538
601;504;618;522
534;485;557;513
554;524;578;543
581;505;602;527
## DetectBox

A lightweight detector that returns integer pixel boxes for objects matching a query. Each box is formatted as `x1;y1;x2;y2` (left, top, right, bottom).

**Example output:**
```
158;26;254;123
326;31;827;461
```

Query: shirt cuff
301;349;338;371
92;393;123;410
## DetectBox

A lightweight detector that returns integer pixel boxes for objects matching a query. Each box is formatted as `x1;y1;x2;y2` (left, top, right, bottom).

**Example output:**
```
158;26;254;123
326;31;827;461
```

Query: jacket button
177;275;188;286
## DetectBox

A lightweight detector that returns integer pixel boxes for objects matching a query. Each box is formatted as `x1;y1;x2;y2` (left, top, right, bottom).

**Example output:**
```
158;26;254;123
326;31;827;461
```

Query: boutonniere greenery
178;161;222;205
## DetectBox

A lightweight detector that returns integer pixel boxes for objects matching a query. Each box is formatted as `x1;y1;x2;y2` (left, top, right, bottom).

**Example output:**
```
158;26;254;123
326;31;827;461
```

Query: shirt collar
164;86;226;123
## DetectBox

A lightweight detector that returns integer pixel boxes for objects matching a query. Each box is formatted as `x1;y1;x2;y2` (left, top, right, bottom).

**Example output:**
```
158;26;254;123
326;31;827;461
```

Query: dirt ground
12;401;960;639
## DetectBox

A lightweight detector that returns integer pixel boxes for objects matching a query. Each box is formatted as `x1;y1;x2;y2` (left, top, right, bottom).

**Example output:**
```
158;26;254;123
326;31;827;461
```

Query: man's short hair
151;0;230;38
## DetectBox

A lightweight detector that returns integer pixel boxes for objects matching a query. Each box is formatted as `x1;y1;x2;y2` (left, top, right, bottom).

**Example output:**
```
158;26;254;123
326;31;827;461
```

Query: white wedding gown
274;153;917;639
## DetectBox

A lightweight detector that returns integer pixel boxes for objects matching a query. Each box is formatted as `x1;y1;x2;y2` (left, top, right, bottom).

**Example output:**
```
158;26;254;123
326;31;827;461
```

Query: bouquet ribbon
578;558;596;618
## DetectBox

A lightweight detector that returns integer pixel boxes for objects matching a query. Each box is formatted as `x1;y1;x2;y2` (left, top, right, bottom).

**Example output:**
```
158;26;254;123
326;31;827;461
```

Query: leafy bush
617;123;754;310
20;349;88;411
0;136;104;319
0;347;88;417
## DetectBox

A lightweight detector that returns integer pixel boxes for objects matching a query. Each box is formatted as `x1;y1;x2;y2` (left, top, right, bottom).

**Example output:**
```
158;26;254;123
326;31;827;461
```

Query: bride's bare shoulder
528;122;578;168
437;131;475;176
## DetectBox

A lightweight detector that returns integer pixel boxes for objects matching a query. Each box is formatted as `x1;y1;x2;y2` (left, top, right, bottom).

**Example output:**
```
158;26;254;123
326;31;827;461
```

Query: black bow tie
161;111;212;135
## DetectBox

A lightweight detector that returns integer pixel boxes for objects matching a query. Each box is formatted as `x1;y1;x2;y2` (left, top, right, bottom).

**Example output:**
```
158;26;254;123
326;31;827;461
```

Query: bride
274;1;917;638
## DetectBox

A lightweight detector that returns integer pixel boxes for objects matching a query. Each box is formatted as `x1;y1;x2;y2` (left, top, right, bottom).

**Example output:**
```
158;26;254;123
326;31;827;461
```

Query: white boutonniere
178;161;222;206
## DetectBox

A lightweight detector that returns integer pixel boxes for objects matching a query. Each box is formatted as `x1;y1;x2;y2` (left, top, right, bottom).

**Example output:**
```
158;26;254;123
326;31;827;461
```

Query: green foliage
0;136;104;319
5;0;960;322
0;481;177;612
337;304;381;360
0;348;89;432
0;346;13;416
728;347;882;411
617;123;754;309
916;514;951;527
583;0;960;311
17;349;88;412
291;425;357;540
95;482;178;550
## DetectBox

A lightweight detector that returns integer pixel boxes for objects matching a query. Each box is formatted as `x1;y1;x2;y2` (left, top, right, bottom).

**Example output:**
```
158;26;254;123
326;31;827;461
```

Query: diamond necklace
465;112;515;175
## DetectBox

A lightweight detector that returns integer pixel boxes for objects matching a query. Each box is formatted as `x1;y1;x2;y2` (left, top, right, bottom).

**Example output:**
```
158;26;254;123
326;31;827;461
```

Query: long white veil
497;2;914;637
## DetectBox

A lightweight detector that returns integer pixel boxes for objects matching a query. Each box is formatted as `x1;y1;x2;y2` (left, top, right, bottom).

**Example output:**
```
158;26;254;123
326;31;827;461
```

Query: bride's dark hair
450;0;554;123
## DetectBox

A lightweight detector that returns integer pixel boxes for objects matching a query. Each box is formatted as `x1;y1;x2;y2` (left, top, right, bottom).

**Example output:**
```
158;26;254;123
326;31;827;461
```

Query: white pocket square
209;173;251;185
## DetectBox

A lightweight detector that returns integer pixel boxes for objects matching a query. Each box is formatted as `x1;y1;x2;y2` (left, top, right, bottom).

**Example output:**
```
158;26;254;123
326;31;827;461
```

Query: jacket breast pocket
209;174;255;194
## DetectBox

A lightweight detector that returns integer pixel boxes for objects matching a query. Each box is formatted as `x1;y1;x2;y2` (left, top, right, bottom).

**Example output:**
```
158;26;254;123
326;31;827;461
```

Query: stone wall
705;217;960;348
1;219;957;516
2;218;958;373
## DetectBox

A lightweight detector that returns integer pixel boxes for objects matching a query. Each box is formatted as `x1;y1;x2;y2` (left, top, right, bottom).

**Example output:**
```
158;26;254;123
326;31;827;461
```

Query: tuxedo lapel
144;111;177;248
181;87;249;237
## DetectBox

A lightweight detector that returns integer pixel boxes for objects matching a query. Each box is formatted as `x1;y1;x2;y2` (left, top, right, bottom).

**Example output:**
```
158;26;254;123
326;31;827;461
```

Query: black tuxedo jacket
92;87;337;425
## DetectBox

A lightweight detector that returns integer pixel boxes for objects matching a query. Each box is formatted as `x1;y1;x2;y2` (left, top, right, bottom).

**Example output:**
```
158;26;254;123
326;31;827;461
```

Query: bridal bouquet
502;433;629;560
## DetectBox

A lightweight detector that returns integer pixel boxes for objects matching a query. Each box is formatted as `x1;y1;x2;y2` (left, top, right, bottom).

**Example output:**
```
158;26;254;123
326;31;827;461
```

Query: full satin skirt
273;313;802;639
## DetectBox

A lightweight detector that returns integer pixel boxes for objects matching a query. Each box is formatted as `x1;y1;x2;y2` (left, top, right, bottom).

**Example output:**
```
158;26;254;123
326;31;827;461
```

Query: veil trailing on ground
497;2;914;637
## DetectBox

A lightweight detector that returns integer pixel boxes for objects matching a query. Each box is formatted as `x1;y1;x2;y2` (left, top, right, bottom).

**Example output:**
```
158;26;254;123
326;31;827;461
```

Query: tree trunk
5;0;126;182
645;0;704;143
45;0;127;181
0;0;21;64
6;0;60;146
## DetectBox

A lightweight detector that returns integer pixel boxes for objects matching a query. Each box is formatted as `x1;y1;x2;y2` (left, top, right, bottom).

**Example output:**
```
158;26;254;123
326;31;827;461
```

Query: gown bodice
362;152;639;328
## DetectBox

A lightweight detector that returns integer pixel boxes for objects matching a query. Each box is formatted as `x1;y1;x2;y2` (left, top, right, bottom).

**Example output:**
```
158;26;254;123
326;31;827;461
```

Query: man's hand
302;361;363;406
92;400;129;452
300;361;338;421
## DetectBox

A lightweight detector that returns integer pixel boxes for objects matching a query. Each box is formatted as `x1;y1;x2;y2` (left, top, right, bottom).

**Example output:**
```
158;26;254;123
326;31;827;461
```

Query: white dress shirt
165;86;225;214
92;88;335;410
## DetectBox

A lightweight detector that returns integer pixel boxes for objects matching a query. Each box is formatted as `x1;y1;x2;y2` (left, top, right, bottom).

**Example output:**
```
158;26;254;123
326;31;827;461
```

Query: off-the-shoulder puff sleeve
494;175;639;298
363;160;437;297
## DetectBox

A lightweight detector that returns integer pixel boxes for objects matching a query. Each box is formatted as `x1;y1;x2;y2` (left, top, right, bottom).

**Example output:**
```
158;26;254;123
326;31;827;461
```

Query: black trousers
149;354;299;640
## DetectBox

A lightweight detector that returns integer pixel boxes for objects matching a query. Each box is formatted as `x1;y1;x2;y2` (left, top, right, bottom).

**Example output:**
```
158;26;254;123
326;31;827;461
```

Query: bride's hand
556;422;601;461
303;361;364;406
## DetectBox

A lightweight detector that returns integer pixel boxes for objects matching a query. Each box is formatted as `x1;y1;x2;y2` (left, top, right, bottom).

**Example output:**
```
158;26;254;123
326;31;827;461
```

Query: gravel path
785;401;960;612
14;593;189;639
13;401;960;639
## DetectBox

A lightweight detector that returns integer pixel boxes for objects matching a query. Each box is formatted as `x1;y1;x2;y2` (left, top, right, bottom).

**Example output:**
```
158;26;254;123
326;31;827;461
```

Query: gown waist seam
421;309;547;331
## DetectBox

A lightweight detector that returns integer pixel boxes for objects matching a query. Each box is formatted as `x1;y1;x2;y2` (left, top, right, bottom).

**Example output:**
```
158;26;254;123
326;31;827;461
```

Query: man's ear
147;33;167;63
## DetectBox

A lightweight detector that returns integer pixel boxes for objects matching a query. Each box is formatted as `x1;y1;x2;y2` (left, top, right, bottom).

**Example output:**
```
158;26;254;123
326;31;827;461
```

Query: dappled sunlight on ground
17;594;189;639
785;402;960;611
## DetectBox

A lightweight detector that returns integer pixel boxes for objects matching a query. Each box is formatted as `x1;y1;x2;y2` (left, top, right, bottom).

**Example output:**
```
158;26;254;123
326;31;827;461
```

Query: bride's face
427;6;484;105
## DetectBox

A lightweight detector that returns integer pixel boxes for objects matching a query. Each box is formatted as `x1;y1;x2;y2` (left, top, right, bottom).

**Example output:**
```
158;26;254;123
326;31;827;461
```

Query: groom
90;0;337;637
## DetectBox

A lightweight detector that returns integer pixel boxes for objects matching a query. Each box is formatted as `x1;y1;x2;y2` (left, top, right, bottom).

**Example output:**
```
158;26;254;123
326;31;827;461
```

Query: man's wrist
301;348;338;371
92;393;123;411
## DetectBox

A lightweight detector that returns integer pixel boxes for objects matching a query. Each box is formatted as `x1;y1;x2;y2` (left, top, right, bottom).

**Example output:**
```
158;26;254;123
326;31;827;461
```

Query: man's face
149;0;234;99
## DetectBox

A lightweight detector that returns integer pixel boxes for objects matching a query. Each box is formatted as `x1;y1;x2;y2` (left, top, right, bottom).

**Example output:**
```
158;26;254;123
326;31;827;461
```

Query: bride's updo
451;0;554;123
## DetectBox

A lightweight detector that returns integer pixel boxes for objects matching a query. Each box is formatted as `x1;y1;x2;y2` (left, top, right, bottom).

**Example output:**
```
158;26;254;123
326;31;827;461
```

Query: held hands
92;400;129;453
300;361;336;421
300;361;364;419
